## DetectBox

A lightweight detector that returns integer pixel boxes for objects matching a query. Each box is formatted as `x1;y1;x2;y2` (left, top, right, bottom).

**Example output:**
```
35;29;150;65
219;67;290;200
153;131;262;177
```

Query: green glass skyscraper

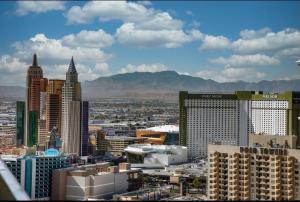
28;111;38;147
16;101;25;145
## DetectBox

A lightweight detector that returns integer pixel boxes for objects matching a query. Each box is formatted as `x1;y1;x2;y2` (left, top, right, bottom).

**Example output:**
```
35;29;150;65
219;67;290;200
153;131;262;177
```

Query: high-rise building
61;57;81;154
38;90;48;146
80;101;89;156
46;80;64;134
207;134;300;201
179;91;300;158
25;54;43;146
28;111;38;147
46;94;60;133
16;101;25;145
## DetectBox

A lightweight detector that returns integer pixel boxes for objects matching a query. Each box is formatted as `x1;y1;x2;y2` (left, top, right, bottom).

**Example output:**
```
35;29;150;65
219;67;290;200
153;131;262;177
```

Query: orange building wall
136;130;167;145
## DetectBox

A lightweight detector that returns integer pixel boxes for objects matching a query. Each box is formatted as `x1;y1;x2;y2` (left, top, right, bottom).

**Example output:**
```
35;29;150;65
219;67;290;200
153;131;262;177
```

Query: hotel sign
262;94;278;99
240;147;288;156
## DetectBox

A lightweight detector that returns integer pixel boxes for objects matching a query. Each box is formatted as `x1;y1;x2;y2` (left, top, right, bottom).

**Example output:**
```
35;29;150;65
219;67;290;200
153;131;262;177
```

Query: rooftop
140;125;179;133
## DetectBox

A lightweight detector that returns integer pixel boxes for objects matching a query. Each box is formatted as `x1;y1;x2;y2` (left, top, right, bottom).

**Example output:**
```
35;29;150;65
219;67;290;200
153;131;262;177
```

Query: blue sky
0;1;299;86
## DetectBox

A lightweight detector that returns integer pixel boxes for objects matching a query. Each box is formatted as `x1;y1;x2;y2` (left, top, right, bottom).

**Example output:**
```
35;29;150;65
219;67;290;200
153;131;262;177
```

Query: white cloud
13;33;111;63
0;55;28;86
239;27;272;39
119;63;168;74
115;23;196;48
16;1;65;15
94;63;110;75
210;54;280;67
43;62;109;82
232;28;300;53
279;74;300;81
177;72;190;76
199;35;231;51
62;29;114;48
275;47;300;59
196;67;266;82
4;30;114;85
66;1;155;23
66;1;201;48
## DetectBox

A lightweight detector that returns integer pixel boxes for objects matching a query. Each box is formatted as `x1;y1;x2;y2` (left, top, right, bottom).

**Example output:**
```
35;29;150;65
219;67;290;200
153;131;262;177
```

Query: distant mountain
0;86;25;99
2;71;300;101
83;71;300;100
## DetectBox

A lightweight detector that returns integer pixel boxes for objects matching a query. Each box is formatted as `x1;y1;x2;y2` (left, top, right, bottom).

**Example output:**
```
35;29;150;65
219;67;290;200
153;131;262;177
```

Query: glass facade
16;101;25;145
80;101;89;156
28;111;38;147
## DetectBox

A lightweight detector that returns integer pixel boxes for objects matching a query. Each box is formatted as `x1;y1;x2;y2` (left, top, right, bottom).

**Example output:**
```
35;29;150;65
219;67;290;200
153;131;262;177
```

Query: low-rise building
136;125;179;145
125;144;187;166
97;133;147;156
52;162;143;200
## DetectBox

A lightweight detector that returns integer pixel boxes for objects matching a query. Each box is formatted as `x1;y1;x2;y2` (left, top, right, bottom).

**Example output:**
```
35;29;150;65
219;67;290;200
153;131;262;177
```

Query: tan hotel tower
208;134;300;201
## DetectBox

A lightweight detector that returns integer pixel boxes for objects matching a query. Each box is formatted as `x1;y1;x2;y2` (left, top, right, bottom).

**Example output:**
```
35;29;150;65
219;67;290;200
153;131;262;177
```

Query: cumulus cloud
62;29;114;48
196;66;266;83
2;30;114;85
232;28;300;53
16;1;65;15
239;27;272;39
13;33;111;64
115;23;197;48
0;55;28;86
66;1;182;30
210;54;280;67
199;35;231;51
66;1;201;48
275;47;300;59
119;63;168;74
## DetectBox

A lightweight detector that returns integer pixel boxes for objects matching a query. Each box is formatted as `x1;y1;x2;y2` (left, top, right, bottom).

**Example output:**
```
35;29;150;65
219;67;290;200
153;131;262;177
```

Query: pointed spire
68;56;77;73
32;53;38;67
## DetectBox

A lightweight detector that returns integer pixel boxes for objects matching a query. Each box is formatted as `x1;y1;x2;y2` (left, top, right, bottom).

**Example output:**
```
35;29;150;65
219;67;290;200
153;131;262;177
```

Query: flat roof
140;125;179;133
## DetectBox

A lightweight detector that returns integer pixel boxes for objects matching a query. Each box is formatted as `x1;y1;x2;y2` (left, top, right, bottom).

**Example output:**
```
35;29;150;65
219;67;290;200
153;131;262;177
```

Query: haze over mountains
3;71;300;100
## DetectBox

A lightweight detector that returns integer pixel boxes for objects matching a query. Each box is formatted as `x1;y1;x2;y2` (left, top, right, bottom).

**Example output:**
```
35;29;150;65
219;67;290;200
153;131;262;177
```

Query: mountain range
2;71;300;101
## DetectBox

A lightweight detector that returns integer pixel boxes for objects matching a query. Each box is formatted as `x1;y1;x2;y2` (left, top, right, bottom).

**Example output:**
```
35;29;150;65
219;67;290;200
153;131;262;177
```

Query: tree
192;177;201;189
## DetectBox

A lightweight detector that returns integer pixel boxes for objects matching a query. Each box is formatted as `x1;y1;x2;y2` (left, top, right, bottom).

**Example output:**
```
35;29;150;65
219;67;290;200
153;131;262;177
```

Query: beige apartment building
208;135;300;201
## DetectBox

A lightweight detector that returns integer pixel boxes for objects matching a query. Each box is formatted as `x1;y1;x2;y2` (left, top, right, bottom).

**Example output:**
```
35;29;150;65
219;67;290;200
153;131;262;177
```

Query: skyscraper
25;54;43;146
46;79;65;135
16;101;25;145
61;57;81;154
80;101;89;156
179;91;300;159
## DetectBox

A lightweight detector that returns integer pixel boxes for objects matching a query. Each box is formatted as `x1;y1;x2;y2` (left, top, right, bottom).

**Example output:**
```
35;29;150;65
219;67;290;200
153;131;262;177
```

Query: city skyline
0;1;299;86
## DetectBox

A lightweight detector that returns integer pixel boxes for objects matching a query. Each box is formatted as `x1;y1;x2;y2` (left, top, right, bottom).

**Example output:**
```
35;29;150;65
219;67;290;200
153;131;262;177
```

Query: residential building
179;91;300;158
207;135;300;201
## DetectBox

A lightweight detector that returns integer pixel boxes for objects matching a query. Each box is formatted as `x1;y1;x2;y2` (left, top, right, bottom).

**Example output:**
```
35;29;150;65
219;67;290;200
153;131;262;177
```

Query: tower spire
32;53;38;67
68;56;77;73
